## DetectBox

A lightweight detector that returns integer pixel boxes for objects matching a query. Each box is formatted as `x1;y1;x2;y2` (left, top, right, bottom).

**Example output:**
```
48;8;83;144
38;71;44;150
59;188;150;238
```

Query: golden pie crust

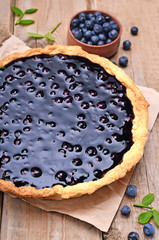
0;45;149;200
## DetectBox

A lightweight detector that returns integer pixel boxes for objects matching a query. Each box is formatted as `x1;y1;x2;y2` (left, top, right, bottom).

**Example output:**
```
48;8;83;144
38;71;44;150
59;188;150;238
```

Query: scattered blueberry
70;11;120;45
143;223;155;236
128;232;139;240
123;40;131;50
108;29;119;40
121;205;131;216
119;56;128;67
131;26;138;35
126;185;137;197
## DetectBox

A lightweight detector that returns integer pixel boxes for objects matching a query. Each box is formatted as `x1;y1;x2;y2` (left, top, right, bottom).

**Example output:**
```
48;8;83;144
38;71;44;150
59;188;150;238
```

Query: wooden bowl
67;10;122;58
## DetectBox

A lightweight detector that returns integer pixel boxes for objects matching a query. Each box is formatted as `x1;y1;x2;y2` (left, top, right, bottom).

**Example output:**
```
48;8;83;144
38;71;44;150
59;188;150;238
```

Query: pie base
0;45;149;200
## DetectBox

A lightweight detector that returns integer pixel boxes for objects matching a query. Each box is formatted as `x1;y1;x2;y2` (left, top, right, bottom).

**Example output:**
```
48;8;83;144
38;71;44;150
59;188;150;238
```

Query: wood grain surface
0;0;159;239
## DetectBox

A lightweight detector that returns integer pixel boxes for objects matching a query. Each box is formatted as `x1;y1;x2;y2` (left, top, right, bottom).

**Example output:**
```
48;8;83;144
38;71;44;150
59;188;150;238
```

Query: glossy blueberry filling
0;54;134;189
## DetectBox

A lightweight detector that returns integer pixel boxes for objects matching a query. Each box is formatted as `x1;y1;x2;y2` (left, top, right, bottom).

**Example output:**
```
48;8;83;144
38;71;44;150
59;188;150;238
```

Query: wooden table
0;0;159;239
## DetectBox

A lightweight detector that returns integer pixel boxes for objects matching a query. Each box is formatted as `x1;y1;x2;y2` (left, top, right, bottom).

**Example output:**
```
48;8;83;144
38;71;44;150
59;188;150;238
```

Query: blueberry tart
0;45;148;200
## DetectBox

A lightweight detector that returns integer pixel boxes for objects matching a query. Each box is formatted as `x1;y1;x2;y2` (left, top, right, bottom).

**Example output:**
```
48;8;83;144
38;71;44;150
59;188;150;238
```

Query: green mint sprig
133;193;159;227
27;22;61;42
12;6;37;25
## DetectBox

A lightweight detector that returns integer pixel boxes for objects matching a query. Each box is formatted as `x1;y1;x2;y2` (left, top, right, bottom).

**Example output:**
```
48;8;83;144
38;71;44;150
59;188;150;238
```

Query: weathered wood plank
0;0;159;239
1;194;102;240
89;0;159;239
14;0;88;48
0;0;14;44
0;1;102;240
93;0;159;90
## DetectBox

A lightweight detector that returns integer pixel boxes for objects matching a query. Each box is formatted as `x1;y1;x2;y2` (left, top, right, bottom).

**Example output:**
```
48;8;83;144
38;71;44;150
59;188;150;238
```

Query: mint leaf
138;211;153;224
45;33;55;41
142;193;155;206
27;32;44;38
133;204;145;208
19;20;35;25
133;204;153;210
12;6;23;16
24;8;38;14
153;210;159;227
50;22;61;34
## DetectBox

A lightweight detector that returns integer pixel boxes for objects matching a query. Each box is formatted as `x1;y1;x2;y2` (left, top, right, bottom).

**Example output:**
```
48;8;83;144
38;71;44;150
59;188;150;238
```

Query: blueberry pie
0;45;148;200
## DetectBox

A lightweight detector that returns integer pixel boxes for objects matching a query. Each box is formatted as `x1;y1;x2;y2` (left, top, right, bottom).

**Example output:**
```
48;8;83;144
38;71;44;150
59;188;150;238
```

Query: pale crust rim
0;45;149;200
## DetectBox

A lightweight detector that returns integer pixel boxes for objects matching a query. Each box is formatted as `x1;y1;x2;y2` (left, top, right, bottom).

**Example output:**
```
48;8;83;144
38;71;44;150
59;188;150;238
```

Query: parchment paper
0;35;159;232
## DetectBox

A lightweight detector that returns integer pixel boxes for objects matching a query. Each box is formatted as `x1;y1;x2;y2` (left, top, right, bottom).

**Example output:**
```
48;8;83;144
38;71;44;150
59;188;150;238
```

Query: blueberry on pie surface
0;45;148;200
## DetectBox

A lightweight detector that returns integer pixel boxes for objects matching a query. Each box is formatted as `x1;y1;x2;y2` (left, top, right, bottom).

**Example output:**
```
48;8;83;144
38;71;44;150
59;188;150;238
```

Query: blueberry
131;26;138;35
128;232;139;240
85;20;94;30
105;16;111;22
90;16;96;23
143;223;155;236
87;13;94;19
83;30;92;39
71;18;80;28
119;56;128;67
126;185;137;197
91;30;95;36
80;37;87;43
87;41;93;45
97;40;105;45
94;11;102;17
108;29;119;40
91;35;99;44
121;205;131;216
78;12;87;23
110;20;115;25
71;27;79;34
96;14;105;24
111;23;120;32
103;22;112;33
93;24;103;34
106;38;112;44
82;27;87;35
79;23;85;28
98;33;106;41
73;29;82;40
123;40;131;50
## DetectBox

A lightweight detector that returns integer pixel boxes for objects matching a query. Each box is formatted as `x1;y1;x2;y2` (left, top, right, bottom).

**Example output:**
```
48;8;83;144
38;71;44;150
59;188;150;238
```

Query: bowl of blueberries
68;10;122;58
